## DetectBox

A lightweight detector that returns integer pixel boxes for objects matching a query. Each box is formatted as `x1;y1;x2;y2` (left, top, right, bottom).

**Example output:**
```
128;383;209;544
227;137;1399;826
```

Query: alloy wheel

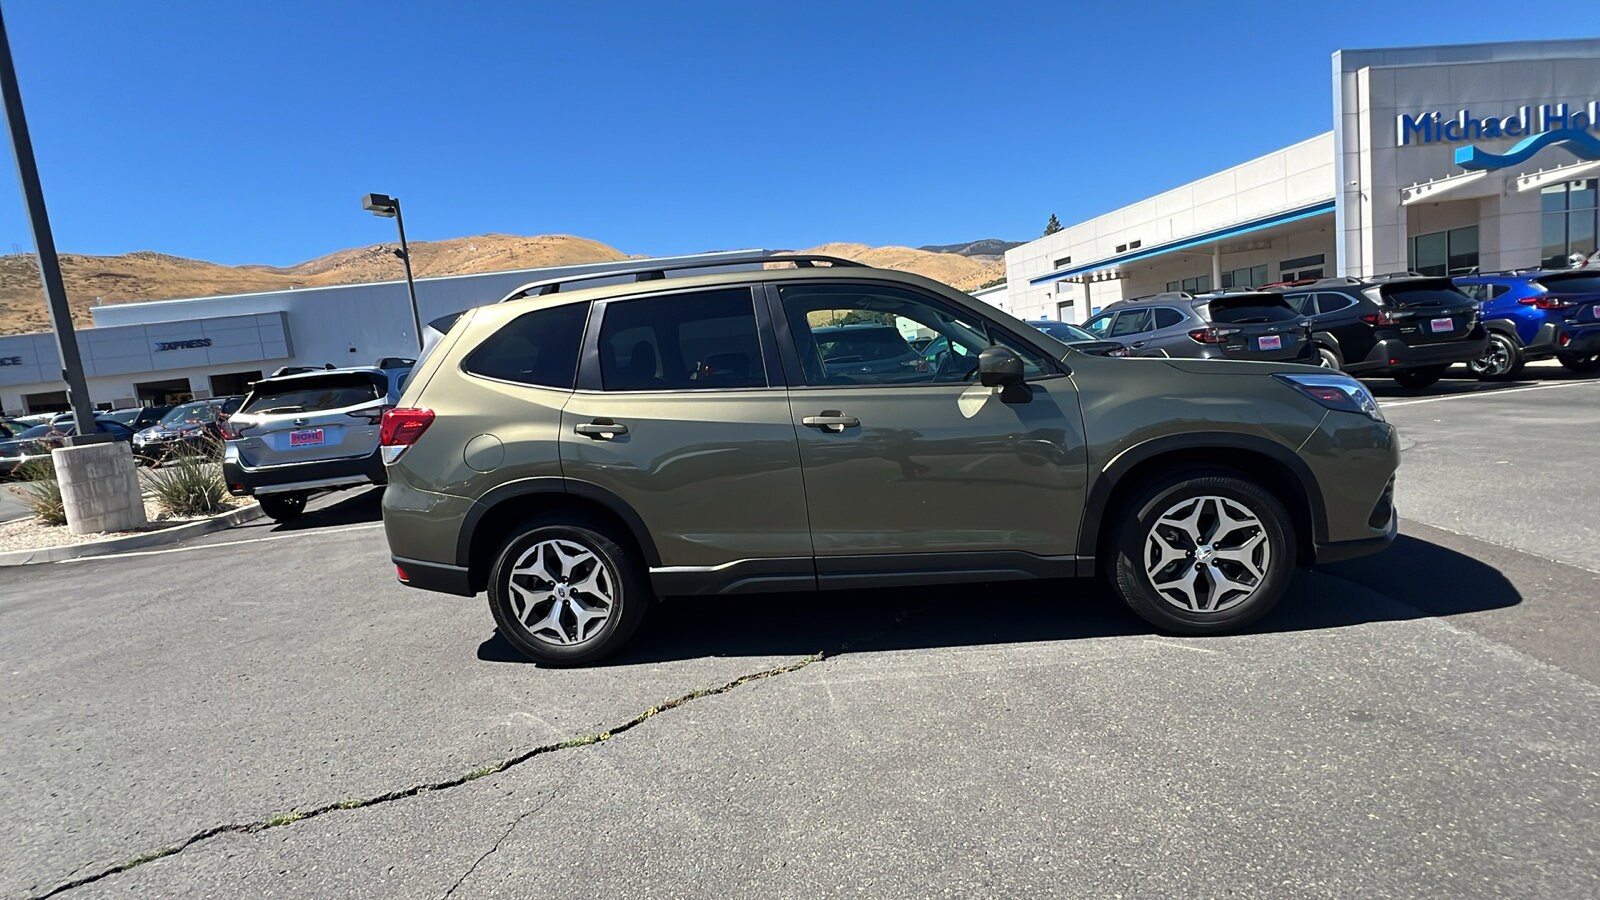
506;539;615;646
1470;337;1513;378
1143;495;1271;614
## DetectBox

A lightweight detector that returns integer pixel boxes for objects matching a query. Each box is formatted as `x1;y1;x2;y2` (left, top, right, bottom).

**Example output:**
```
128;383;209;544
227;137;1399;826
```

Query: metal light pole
361;192;423;353
0;4;106;442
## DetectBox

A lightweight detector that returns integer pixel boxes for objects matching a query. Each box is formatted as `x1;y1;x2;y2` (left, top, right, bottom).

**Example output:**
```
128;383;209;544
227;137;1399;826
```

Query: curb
0;503;265;566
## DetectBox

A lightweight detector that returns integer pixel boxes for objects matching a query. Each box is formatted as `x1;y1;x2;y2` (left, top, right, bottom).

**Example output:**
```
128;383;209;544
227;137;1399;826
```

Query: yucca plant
16;458;66;526
145;440;228;518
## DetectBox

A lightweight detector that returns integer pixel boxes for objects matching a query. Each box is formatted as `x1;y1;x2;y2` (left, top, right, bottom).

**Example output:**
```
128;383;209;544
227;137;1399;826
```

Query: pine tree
1043;214;1062;236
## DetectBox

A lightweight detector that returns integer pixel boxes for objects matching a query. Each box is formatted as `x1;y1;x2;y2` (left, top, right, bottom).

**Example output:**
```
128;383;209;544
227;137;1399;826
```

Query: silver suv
1084;291;1316;363
223;366;410;521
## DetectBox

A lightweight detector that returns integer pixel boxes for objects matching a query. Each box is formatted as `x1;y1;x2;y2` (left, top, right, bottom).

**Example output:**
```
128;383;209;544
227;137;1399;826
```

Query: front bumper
1347;326;1489;374
223;448;387;496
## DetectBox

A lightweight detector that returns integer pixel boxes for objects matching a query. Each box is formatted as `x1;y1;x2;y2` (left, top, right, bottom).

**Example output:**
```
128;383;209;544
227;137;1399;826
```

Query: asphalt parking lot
2;363;1598;899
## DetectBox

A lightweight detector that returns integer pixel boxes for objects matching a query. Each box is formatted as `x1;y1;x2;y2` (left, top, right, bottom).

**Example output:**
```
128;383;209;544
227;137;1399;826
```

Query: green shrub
16;459;65;526
146;448;228;518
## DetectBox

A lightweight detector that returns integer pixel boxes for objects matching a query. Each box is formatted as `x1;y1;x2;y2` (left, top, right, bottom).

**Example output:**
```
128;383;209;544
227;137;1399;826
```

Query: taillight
380;407;434;464
1188;328;1226;344
1360;309;1398;326
218;417;238;440
347;405;388;424
1534;296;1575;310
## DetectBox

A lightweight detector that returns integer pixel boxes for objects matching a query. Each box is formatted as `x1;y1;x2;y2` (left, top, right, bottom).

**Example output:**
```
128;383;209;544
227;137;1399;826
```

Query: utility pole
0;3;105;442
361;193;423;353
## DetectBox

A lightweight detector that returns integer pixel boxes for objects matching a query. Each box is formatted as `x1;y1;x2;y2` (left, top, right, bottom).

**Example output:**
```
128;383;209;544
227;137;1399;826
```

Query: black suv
1272;276;1488;387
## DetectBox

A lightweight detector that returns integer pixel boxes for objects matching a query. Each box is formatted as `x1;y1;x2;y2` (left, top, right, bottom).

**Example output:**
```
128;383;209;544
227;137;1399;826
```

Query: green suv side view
381;255;1399;666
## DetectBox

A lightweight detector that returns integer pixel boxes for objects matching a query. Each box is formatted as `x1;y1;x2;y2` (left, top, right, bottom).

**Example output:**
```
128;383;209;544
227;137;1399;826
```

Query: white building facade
1005;39;1600;323
0;251;765;415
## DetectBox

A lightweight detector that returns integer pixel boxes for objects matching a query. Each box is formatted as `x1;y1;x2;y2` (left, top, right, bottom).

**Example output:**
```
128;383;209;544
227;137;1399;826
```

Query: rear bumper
392;555;475;596
1346;326;1488;373
223;447;387;496
1526;320;1600;357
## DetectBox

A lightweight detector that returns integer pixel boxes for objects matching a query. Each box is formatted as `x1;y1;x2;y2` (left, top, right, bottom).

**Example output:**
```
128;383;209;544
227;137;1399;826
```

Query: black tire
258;492;307;522
487;516;650;667
1556;351;1600;375
1315;346;1341;370
1108;470;1295;636
1393;365;1447;389
1468;332;1525;381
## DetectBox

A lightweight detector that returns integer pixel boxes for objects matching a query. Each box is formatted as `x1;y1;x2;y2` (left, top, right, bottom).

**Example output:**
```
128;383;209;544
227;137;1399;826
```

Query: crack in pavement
27;651;826;900
439;781;568;900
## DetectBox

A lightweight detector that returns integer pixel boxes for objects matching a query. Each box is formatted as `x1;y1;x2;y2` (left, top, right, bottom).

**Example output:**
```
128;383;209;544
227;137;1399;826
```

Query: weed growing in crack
264;811;305;828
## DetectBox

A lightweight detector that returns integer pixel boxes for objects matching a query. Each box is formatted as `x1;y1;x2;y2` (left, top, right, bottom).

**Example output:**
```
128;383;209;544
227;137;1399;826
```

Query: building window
1278;254;1326;282
1541;180;1599;269
23;391;69;414
134;378;194;406
209;370;263;398
1128;240;1142;250
1053;255;1071;268
1115;243;1127;253
1220;265;1268;289
1165;275;1212;293
1407;225;1479;277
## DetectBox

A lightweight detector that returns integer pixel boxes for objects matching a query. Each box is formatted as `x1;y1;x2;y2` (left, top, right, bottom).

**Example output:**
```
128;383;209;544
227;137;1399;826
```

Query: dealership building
0;251;765;415
1003;39;1600;323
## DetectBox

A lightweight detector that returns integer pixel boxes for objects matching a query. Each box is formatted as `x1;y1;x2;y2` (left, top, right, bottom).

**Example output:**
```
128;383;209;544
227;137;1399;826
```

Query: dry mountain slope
0;234;627;335
0;234;1005;336
796;243;996;292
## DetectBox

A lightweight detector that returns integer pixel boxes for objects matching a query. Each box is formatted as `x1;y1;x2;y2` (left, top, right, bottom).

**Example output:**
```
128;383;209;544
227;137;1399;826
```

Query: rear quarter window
240;373;385;415
462;302;588;389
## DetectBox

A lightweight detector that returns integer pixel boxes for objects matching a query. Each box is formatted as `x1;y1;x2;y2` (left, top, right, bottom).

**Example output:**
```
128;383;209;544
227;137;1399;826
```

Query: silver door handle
574;419;628;439
802;411;859;433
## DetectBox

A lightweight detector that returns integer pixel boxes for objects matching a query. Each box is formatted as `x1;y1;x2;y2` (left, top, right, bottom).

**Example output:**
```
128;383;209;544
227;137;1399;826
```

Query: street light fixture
361;192;423;353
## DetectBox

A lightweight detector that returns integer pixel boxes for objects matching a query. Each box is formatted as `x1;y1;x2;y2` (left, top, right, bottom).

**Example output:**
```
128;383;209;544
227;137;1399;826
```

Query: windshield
814;328;916;363
241;373;385;415
1535;272;1600;295
1032;321;1096;342
160;401;219;427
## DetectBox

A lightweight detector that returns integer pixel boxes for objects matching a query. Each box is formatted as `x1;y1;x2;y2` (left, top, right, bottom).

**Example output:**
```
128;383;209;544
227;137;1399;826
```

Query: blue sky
0;1;1584;266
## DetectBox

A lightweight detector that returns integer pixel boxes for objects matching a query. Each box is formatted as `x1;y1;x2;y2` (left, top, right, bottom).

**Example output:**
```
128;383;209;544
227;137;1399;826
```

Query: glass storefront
1542;180;1599;269
1408;225;1479;276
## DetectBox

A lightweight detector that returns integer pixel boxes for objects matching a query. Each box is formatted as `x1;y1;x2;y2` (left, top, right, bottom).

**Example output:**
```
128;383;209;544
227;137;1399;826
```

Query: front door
561;285;814;592
770;281;1088;587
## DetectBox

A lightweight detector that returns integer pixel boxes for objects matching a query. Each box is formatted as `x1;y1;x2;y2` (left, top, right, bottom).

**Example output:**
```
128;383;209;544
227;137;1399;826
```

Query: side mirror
978;345;1024;387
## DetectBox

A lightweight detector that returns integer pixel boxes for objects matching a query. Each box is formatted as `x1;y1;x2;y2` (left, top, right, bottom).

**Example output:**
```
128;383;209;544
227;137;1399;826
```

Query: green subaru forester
381;255;1398;666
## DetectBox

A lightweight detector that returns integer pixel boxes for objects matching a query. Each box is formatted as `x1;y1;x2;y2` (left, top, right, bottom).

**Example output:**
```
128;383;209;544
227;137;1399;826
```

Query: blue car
1453;269;1600;378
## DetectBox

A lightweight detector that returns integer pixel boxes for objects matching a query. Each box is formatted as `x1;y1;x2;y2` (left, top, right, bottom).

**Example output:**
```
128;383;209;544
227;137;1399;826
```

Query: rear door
771;280;1087;582
1375;279;1479;344
230;371;388;466
560;285;813;584
1202;295;1309;361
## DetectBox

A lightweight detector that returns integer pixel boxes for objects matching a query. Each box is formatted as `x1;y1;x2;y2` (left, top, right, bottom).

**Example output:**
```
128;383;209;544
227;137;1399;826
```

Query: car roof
252;365;390;385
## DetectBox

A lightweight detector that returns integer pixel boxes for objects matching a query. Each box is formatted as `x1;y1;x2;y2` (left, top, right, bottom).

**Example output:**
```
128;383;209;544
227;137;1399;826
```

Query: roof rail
1369;271;1428;282
499;253;866;301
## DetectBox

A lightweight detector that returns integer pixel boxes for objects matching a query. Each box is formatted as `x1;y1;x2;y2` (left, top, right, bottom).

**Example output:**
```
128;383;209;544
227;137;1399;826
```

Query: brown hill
0;234;999;336
796;243;994;292
0;234;629;335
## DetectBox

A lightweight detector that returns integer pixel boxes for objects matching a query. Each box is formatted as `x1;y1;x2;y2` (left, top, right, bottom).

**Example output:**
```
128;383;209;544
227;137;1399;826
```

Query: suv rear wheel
1468;332;1524;381
487;517;649;667
1557;351;1600;375
258;492;306;522
1393;365;1447;388
1109;472;1294;635
1315;346;1341;370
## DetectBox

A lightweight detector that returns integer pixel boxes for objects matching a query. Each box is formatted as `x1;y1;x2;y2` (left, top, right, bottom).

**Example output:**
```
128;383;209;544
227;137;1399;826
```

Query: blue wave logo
1455;128;1600;171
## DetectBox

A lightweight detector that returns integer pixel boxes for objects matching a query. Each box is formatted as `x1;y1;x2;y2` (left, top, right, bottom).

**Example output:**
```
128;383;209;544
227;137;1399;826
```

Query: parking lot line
52;521;385;565
1380;379;1600;408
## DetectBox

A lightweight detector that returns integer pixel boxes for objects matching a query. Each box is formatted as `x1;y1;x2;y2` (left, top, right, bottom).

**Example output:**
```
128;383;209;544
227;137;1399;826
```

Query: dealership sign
0;355;21;366
154;338;212;352
1398;101;1599;146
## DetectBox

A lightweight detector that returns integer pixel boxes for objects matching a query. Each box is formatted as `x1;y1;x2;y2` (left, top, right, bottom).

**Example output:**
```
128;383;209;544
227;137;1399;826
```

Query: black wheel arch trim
1483;320;1522;342
455;476;663;570
1075;432;1328;560
1311;330;1343;363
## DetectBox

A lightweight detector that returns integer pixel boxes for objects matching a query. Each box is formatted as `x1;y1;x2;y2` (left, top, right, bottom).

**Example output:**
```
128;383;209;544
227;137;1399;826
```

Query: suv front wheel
488;517;650;667
1110;472;1294;635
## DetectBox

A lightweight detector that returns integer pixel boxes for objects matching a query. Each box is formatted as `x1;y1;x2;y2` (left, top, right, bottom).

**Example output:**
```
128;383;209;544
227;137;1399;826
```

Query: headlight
1273;373;1385;422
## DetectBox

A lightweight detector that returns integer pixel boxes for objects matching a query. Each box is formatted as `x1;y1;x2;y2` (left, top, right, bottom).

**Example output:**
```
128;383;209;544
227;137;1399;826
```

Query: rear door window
463;302;588;389
1109;309;1154;337
240;373;386;415
599;288;765;391
1152;307;1185;329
